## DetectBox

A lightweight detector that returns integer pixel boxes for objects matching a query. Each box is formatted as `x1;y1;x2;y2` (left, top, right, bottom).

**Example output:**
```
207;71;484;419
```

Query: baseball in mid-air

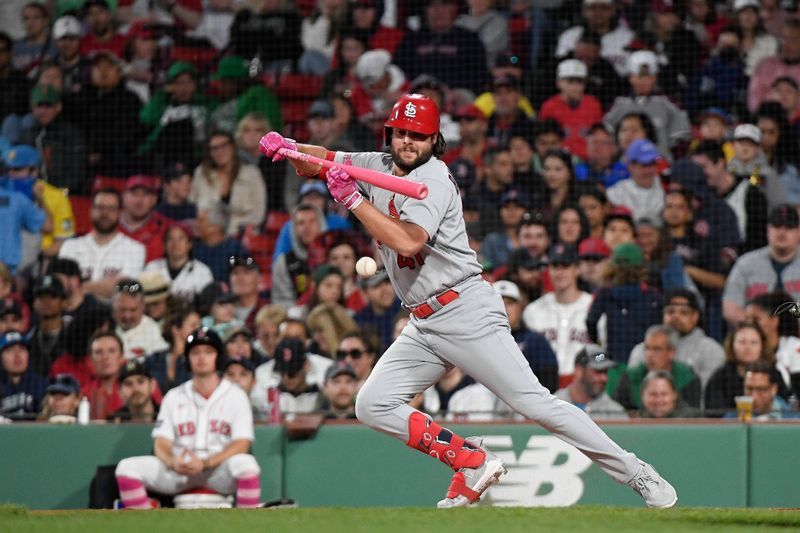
356;256;377;277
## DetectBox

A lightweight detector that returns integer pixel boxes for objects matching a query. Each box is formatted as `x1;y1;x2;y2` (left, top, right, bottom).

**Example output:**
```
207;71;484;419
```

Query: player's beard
391;143;434;174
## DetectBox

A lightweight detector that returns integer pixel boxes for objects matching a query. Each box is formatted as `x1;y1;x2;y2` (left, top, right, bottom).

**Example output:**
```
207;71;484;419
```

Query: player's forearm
154;438;175;468
292;143;329;177
204;439;251;470
352;201;427;257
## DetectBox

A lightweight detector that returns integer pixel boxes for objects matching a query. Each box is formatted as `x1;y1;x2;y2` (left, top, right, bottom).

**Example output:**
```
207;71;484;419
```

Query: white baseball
356;256;378;277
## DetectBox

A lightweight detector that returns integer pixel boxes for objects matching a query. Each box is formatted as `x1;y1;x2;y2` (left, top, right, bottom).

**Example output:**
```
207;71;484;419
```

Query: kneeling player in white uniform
115;328;261;508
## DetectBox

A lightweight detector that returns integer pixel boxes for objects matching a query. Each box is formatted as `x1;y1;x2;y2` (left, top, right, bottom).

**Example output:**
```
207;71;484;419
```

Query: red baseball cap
605;205;635;226
578;237;611;259
125;175;160;193
454;103;486;121
128;20;155;40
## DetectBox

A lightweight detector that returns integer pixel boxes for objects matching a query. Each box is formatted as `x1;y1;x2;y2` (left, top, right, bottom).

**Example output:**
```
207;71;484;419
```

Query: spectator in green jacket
611;324;701;410
208;55;282;135
638;370;701;418
138;61;217;170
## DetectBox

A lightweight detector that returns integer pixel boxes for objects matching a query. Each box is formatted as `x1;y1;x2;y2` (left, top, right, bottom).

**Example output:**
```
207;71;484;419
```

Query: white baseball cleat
627;460;678;508
436;437;508;509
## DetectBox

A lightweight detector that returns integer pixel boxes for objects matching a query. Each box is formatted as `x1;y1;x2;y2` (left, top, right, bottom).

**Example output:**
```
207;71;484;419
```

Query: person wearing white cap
734;0;778;77
728;124;784;209
539;59;603;160
353;49;408;131
52;16;86;93
493;280;559;393
748;18;800;113
602;50;691;161
555;0;634;76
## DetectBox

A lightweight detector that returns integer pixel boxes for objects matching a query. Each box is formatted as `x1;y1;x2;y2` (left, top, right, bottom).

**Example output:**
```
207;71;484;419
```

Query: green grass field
3;504;800;533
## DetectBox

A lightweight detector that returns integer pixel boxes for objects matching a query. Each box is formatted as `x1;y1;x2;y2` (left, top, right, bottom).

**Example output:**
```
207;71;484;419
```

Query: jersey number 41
397;253;425;270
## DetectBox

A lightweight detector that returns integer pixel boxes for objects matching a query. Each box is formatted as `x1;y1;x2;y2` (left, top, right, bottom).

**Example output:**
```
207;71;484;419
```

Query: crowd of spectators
2;0;800;424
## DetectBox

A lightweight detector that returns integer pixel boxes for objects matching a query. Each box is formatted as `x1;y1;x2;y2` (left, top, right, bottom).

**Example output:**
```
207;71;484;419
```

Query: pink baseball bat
277;148;429;200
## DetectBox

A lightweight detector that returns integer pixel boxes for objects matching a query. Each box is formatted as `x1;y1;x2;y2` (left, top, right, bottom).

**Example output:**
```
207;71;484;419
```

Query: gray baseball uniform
334;151;641;484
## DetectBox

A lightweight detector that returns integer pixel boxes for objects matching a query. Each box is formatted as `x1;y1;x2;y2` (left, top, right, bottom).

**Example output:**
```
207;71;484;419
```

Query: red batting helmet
384;94;446;153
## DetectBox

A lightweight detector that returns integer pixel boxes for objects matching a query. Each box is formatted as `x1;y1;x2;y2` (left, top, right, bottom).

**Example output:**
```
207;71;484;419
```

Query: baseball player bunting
260;94;677;509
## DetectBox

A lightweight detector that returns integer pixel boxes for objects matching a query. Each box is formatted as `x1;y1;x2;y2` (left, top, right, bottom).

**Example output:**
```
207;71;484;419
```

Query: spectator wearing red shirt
539;59;603;160
119;176;170;263
82;330;126;420
350;0;404;56
82;330;162;420
80;0;127;58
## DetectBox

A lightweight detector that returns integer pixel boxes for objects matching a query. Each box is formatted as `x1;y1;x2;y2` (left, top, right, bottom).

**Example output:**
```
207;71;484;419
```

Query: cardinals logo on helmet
404;102;417;118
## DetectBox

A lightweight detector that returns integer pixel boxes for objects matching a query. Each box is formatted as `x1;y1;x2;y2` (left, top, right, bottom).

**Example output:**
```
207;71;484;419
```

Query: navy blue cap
0;331;26;353
500;189;529;208
48;373;80;395
274;338;307;378
222;356;256;373
548;244;579;265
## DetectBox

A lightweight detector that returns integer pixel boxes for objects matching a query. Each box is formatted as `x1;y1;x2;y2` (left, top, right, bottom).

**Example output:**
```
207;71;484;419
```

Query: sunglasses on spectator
336;349;364;360
457;116;478;123
562;77;586;84
35;102;55;108
114;282;142;295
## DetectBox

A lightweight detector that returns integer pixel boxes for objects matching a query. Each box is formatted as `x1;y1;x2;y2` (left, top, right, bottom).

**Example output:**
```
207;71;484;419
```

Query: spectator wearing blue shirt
354;270;402;353
0;330;48;420
574;123;629;189
0;165;49;272
193;202;248;282
494;280;559;393
272;180;350;264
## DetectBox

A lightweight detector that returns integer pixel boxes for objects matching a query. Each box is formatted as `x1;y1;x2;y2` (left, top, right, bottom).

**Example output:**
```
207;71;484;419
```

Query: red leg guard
406;412;485;471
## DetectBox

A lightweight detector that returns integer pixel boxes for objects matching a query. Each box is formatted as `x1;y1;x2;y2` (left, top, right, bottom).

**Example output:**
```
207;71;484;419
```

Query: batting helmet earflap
384;93;441;146
184;327;226;373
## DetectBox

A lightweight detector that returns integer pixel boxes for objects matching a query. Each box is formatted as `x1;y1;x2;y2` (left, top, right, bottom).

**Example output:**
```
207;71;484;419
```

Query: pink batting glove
258;131;297;162
326;166;363;210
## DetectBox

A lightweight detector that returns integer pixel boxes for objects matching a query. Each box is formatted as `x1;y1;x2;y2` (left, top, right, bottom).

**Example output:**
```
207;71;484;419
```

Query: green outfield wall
0;421;796;510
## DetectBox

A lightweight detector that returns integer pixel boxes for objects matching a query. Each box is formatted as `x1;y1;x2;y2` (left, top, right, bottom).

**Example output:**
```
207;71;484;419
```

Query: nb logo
481;435;592;507
404;102;417;118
